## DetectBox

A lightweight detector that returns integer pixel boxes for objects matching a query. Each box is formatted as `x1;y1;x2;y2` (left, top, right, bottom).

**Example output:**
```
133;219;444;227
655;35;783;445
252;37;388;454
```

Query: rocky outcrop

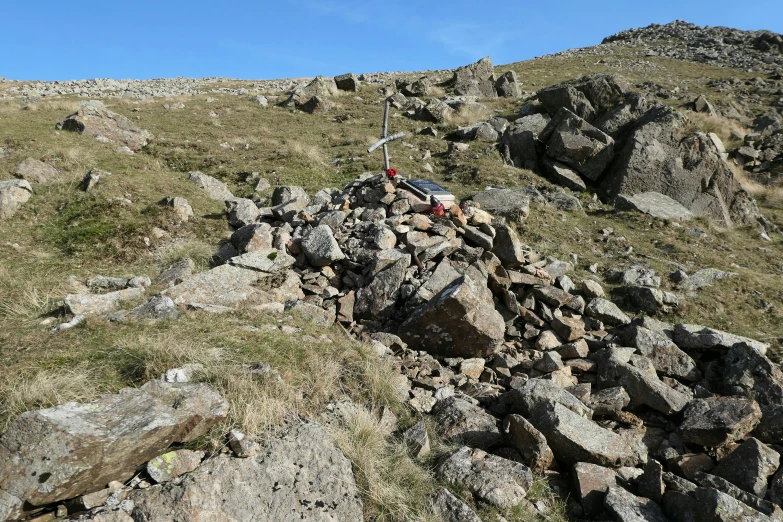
129;422;362;522
0;380;227;521
55;101;153;151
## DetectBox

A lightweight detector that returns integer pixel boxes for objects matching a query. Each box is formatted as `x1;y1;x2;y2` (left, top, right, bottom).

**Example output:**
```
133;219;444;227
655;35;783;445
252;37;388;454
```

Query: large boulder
55;100;153;151
453;57;497;98
529;402;643;467
0;179;32;220
398;275;506;358
722;343;783;405
601;106;760;228
598;355;690;415
712;438;780;497
674;325;770;356
604;486;670;522
539;107;615;181
129;422;363;522
286;76;338;107
679;397;761;447
14;158;59;184
537;74;631;122
189;171;235;201
0;380;227;520
471;188;531;221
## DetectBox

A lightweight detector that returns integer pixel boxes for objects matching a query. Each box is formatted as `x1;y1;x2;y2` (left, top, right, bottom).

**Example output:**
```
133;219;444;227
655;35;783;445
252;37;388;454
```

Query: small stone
402;421;430;458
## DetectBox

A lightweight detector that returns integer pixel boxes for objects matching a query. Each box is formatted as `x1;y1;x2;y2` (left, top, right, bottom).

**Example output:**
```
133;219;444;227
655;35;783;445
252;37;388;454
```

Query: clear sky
2;0;782;81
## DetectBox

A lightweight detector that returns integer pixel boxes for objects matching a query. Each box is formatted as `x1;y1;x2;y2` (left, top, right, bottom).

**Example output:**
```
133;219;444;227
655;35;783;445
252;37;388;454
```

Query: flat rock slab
14;158;59;184
56;101;153;151
604;486;669;522
616;192;694;220
65;287;146;316
673;324;769;356
189;171;235;201
0;381;227;520
129;422;363;522
471;188;531;221
165;264;302;308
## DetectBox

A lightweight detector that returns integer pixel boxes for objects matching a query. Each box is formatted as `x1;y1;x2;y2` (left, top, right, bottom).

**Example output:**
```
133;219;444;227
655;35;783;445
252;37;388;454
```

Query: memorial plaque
400;179;455;202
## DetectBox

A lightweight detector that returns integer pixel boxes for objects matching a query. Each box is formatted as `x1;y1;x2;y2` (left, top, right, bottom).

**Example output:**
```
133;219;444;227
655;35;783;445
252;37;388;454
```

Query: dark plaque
400;179;455;202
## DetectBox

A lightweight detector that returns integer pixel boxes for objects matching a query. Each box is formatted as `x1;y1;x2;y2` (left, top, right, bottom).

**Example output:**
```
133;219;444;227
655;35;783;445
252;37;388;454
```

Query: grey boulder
0;179;33;220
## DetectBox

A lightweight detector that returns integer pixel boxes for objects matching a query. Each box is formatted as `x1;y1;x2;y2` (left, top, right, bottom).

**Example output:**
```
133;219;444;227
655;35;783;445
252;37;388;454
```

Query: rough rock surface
14;158;59;184
129;422;363;522
0;381;227;520
55;101;153;151
616;192;694;221
0;179;32;220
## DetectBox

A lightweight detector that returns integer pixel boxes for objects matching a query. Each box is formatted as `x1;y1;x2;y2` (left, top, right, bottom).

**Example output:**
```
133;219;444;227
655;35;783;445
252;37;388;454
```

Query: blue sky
2;1;782;81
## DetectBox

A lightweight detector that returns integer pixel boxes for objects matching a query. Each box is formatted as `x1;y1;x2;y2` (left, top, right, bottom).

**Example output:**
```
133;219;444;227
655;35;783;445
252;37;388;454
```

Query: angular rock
128;295;178;321
539;107;615;180
334;73;359;92
189;171;234;201
160;196;194;223
542;158;587;192
604;486;670;522
751;404;783;445
301;225;345;266
354;254;410;320
471;188;530;222
284;300;335;327
616;192;694;221
146;449;205;484
693;472;782;518
530;402;642;467
399;275;505;358
430;487;482;522
226;198;261;228
722;343;783;405
588;386;631;415
693;486;776;522
64;286;146;316
402;421;430;459
431;396;502;448
674;325;769;356
14;158;59;184
626;326;699;381
165;264;302;308
300;95;334;114
679;397;761;447
158;258;195;287
599;357;690;415
0;179;33;220
504;414;555;472
586;298;632;326
438;446;533;509
129;422;363;521
510;378;593;419
56;101;153;151
712;438;779;497
0;380;227;519
573;462;619;517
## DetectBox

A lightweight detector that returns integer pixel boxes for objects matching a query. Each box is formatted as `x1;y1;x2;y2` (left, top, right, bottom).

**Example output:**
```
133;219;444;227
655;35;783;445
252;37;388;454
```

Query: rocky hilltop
1;20;783;522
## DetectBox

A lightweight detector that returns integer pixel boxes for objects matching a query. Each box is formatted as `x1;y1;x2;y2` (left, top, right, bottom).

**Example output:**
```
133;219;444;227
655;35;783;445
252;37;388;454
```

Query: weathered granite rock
539;107;615;180
0;179;32;220
510;378;593;419
56;101;153;151
438;446;533;509
722;343;783;405
674;325;769;356
14;158;59;184
616;192;694;220
712;438;780;497
402;421;430;459
626;326;699;381
471;188;531;222
301;225;345;266
129;422;363;522
0;380;227;520
679;397;761;447
64;287;146;316
573;462;619;516
399;275;505;358
504;414;555;472
146;449;205;484
431;396;502;448
430;487;482;522
604;486;670;522
586;298;632;326
189;171;234;201
529;402;643;467
599;354;690;415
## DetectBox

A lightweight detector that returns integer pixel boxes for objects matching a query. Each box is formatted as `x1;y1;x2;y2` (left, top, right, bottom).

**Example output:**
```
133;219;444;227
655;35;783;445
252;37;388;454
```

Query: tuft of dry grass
448;104;492;126
0;367;102;431
329;403;437;522
686;110;747;150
